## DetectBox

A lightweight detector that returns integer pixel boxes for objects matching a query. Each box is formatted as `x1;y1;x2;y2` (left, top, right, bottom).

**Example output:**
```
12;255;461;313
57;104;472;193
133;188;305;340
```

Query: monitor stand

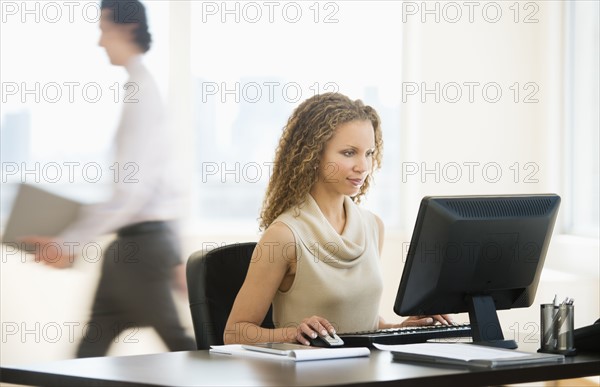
467;295;518;349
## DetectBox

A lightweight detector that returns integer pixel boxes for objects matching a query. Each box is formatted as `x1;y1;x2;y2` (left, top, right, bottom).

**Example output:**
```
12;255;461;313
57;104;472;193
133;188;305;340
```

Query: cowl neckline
285;195;368;269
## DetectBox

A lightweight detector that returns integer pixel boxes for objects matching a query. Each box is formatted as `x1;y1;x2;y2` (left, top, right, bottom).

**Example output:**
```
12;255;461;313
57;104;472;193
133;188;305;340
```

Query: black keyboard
339;324;472;347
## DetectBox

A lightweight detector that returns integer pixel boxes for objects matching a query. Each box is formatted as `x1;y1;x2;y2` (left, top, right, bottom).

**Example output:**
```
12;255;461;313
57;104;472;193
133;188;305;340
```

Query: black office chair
186;242;274;349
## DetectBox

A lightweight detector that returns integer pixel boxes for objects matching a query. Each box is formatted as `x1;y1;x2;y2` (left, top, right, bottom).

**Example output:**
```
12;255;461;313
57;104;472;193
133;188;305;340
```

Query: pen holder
539;303;577;356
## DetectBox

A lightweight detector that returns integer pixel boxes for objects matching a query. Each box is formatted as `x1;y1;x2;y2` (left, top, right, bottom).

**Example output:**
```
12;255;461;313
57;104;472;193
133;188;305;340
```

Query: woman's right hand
296;315;337;345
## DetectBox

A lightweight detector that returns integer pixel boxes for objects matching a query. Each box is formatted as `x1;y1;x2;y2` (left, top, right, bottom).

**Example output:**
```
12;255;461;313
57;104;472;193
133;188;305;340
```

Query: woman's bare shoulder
253;221;297;265
261;221;296;244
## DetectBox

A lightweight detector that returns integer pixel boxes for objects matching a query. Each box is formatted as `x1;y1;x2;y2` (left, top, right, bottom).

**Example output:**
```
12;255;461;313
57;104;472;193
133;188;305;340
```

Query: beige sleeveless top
272;195;383;334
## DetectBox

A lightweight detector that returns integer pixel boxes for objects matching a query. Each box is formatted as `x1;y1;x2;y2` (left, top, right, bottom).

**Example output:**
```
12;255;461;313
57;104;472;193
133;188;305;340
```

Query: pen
544;296;572;347
555;298;574;333
544;296;559;347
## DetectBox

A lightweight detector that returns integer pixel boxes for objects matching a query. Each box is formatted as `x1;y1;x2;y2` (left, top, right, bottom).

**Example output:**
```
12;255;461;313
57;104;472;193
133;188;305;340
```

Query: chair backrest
186;242;274;349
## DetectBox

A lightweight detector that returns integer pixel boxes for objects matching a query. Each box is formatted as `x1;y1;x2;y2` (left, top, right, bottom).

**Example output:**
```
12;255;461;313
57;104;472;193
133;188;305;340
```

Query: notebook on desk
375;343;565;368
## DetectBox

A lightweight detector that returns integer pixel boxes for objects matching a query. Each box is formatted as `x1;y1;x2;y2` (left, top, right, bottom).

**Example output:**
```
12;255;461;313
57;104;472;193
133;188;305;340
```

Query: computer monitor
394;194;561;349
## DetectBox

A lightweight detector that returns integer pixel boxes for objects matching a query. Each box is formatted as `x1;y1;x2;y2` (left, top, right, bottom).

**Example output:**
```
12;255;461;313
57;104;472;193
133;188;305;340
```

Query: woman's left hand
400;314;455;327
379;314;456;329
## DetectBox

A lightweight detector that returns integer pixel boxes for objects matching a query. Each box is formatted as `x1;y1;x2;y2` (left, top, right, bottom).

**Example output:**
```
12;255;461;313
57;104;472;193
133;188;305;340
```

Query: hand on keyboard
383;314;456;329
339;323;472;347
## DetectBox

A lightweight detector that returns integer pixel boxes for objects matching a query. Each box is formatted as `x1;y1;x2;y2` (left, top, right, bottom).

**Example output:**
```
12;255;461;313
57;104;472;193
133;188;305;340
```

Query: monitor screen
394;194;561;348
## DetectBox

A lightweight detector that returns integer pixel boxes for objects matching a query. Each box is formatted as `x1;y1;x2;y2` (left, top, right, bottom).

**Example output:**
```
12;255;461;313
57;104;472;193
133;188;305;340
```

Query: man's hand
18;236;76;269
172;263;188;295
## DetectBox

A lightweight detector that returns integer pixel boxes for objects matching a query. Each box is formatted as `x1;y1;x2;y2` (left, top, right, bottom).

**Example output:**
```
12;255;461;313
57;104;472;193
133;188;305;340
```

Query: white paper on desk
210;345;370;362
374;343;565;368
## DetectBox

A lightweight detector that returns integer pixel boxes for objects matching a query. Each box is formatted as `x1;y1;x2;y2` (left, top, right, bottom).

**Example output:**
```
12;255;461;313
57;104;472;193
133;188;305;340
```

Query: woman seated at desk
225;93;451;345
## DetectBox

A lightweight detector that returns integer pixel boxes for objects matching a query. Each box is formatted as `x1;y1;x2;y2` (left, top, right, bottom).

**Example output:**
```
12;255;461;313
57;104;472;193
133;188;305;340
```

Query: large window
3;1;597;239
563;1;600;237
1;0;170;223
189;1;404;230
1;1;405;232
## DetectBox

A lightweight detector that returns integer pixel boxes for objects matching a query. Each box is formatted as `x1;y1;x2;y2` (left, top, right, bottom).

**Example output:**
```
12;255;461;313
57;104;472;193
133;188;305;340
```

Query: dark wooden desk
2;344;599;387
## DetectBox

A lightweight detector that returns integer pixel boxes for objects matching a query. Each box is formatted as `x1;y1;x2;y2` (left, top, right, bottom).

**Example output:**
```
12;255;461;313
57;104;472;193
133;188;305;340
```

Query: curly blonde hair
259;92;383;230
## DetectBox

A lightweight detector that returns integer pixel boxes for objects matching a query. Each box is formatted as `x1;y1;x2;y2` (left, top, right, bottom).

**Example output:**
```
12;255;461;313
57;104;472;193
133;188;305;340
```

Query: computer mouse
307;332;344;347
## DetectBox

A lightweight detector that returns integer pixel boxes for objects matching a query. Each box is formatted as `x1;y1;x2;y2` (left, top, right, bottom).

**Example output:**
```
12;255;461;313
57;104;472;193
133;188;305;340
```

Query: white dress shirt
59;55;184;253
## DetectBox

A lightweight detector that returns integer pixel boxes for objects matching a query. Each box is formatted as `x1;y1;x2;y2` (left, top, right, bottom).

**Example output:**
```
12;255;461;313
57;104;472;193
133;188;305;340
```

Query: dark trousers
76;222;196;358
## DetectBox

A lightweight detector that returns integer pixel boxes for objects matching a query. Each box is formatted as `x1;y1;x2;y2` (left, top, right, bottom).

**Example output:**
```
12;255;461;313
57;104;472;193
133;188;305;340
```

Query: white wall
384;0;599;339
399;1;564;219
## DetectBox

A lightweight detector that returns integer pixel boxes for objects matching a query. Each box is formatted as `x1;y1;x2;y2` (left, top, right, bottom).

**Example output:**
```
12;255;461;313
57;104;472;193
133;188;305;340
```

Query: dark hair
101;0;152;53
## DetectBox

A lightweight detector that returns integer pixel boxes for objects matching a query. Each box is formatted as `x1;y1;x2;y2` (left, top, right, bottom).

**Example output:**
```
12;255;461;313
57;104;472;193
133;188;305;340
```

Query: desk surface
2;344;599;387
